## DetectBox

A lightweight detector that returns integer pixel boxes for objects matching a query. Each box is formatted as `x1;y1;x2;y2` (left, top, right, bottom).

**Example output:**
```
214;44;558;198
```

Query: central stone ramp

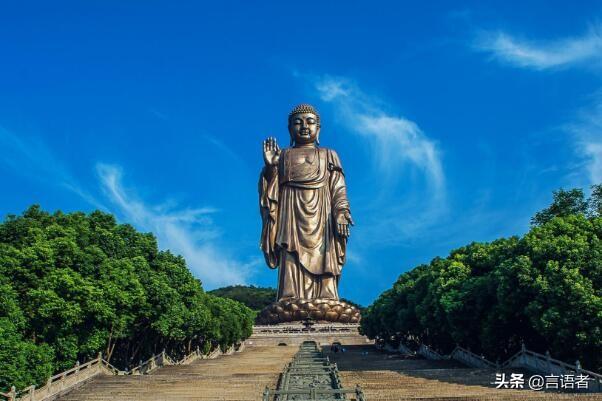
263;341;365;401
327;345;601;401
58;346;298;401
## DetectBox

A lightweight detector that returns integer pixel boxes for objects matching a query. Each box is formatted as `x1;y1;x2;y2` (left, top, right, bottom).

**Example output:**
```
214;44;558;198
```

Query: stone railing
1;352;121;401
417;343;446;360
377;341;414;355
169;343;241;365
263;340;366;401
1;343;243;401
502;344;602;392
206;347;222;359
385;340;601;392
450;345;497;369
177;343;241;365
398;342;414;355
129;350;173;375
175;347;204;365
252;323;360;337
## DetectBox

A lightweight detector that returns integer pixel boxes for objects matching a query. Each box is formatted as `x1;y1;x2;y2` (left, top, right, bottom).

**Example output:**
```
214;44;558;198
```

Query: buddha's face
289;112;320;145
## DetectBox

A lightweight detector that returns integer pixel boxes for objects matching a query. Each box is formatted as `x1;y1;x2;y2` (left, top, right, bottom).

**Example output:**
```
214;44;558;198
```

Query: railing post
9;386;16;401
545;351;551;372
97;352;103;372
576;360;582;374
29;385;34;401
75;360;80;373
46;377;52;393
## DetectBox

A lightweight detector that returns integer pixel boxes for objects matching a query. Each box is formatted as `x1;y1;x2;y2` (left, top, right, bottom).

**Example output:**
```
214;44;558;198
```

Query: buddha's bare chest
288;148;319;166
280;148;327;185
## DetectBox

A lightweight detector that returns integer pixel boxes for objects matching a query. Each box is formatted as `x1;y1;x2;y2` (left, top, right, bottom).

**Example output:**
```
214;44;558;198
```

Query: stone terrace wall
245;323;373;347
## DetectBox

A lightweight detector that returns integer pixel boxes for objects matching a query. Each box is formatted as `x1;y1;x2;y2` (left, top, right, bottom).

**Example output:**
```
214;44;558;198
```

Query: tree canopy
208;285;364;316
0;206;255;392
209;285;277;311
361;185;602;371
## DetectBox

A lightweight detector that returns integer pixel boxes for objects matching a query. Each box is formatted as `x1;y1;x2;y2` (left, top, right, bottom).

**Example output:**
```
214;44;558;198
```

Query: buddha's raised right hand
263;137;281;166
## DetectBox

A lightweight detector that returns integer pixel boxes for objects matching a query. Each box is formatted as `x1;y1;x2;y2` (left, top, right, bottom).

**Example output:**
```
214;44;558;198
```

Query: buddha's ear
316;133;320;146
287;118;294;146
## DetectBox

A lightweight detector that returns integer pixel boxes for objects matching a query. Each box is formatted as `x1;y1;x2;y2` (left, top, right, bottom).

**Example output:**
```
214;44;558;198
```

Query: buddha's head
288;104;321;146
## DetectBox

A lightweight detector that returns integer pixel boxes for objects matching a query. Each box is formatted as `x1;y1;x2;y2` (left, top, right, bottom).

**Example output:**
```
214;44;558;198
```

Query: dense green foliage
209;285;276;311
208;285;364;314
361;186;602;371
0;206;255;392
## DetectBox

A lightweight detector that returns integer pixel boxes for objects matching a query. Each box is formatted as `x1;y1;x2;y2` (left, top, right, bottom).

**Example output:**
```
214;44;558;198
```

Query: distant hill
208;285;276;311
209;285;364;312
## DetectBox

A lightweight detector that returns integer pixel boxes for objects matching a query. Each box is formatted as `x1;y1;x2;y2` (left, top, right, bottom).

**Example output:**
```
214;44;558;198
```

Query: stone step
326;345;601;401
56;339;601;401
57;346;298;401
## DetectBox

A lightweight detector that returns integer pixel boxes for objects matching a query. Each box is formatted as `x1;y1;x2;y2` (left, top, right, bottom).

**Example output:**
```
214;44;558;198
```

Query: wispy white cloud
473;25;602;185
564;93;602;185
298;75;447;246
584;143;602;184
0;127;104;209
315;76;445;197
0;127;254;288
474;25;602;70
96;163;253;288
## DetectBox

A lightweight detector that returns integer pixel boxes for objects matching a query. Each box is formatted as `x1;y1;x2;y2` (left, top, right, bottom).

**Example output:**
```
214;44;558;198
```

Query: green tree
362;186;602;371
0;206;255;392
588;184;602;218
209;285;276;311
0;283;54;391
531;188;587;226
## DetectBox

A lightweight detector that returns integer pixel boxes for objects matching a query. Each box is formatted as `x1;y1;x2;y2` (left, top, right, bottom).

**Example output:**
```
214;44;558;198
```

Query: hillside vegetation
209;285;364;314
0;206;255;392
209;285;277;311
361;186;602;371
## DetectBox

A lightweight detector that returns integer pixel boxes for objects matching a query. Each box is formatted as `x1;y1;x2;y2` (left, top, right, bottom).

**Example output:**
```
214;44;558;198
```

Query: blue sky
1;1;601;305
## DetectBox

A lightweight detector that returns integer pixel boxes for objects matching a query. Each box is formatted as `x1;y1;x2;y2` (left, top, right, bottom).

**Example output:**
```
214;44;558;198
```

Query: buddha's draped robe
259;146;350;300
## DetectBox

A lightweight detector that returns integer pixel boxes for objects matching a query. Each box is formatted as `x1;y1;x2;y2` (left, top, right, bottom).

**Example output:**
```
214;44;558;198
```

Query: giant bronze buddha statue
257;104;360;324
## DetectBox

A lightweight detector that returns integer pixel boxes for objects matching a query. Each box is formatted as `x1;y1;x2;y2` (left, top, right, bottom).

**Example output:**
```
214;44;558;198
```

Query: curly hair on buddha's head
288;103;320;125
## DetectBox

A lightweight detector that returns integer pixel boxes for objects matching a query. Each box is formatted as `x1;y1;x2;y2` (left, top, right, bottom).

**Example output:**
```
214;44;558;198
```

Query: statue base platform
255;298;361;325
246;322;372;347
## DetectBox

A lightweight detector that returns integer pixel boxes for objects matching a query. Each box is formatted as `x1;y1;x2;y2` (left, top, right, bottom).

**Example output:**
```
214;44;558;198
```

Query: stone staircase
57;346;298;401
51;340;602;401
326;345;602;401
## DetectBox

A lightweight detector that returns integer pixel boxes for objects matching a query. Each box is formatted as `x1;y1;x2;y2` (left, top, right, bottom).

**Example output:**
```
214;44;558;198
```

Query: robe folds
259;146;351;300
